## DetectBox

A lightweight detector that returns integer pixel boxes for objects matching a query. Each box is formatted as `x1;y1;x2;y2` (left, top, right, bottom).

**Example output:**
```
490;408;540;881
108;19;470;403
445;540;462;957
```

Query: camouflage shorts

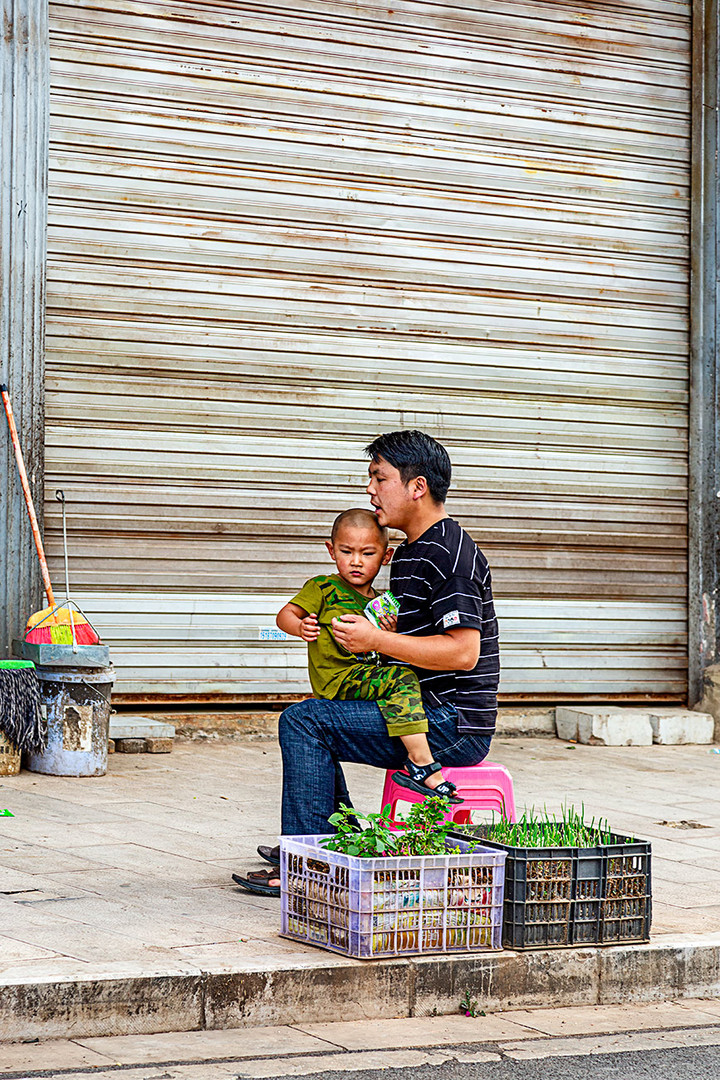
336;662;428;738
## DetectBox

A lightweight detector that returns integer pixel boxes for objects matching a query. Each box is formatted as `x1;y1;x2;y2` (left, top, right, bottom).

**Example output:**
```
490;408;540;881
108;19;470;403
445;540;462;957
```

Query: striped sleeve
429;575;484;632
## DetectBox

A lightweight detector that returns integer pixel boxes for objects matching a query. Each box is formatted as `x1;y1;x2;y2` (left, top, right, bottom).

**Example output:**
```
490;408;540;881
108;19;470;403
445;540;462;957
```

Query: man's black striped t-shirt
389;517;499;735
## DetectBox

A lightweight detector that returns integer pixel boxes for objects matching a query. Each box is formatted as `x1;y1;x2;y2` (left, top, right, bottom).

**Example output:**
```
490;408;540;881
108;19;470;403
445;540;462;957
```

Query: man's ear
325;540;335;560
381;547;394;566
411;476;428;501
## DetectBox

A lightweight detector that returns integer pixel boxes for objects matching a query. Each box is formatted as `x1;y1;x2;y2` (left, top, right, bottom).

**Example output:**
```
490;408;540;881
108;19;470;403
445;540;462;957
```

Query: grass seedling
474;805;632;849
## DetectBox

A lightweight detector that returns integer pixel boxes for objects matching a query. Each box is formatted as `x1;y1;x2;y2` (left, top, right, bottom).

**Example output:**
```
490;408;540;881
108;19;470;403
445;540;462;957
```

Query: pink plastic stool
381;761;517;825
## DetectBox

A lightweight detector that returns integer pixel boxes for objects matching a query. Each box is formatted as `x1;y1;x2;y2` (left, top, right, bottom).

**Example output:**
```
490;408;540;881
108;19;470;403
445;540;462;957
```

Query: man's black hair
364;430;451;503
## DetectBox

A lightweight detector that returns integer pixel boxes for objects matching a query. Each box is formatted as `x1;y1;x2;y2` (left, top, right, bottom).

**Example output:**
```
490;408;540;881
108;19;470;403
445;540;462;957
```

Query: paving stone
295;1013;541;1049
40;1068;235;1080
114;738;147;754
0;1038;114;1072
75;819;243;862
499;999;720;1036
649;709;715;745
0;847;109;874
56;841;225;880
651;879;720;908
0;865;45;893
649;857;720;886
78;1024;335;1064
678;996;720;1018
237;1048;499;1077
501;1024;720;1060
0;935;60;962
146;737;174;753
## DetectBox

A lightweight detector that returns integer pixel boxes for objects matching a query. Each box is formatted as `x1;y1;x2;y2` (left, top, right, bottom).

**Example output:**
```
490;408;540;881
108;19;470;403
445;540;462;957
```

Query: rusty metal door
45;0;690;701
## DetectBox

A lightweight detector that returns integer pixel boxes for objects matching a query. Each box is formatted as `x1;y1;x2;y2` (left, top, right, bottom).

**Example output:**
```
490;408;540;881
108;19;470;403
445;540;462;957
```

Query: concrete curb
2;935;720;1042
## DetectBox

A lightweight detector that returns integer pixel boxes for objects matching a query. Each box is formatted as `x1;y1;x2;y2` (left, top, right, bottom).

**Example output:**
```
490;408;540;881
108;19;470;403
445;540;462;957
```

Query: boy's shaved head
331;508;388;545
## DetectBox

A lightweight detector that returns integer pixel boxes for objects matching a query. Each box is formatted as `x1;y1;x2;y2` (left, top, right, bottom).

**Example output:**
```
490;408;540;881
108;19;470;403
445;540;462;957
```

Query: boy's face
325;525;392;590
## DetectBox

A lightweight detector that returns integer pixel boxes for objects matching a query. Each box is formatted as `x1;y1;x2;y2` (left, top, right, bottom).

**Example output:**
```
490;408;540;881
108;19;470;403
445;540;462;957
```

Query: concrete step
2;935;720;1042
556;706;715;746
109;716;176;739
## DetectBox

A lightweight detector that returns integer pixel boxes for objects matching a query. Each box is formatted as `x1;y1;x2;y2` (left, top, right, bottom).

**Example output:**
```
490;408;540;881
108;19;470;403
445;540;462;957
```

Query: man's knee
278;698;332;745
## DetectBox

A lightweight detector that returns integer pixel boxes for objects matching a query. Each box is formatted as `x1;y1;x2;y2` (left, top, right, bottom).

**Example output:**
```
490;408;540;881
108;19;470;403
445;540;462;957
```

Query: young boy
276;507;461;802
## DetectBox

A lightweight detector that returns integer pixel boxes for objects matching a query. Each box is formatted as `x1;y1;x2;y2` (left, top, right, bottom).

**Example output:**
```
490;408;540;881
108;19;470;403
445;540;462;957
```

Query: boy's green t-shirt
290;574;375;699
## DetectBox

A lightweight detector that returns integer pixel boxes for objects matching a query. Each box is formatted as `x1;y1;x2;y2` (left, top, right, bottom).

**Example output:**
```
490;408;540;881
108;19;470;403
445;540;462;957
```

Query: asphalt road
236;1044;720;1080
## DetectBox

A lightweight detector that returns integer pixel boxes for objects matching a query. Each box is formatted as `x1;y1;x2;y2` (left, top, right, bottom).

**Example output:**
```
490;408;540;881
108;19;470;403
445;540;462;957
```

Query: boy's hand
299;614;320;642
377;610;397;633
331;614;381;654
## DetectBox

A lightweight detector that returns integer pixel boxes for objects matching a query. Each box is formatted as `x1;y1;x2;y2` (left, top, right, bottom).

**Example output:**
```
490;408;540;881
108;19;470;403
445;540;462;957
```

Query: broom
1;384;100;648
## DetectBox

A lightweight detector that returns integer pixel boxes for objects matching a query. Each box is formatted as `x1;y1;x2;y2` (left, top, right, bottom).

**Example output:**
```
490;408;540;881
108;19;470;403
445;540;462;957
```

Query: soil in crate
280;835;506;959
451;827;651;950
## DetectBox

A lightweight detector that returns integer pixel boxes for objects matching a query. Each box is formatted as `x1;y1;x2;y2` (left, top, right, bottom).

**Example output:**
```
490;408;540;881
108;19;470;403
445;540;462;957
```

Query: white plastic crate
280;834;506;959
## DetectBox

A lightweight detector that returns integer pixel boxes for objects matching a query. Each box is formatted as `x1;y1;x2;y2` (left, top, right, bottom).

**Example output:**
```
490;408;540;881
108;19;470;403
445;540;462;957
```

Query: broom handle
0;384;55;607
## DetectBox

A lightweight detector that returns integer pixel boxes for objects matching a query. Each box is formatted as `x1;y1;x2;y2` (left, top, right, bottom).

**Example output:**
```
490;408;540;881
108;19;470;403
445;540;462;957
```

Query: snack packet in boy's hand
364;591;400;627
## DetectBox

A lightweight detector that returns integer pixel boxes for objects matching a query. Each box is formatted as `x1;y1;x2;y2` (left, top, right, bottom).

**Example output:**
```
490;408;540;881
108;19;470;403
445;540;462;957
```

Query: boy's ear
325;540;335;560
382;547;394;565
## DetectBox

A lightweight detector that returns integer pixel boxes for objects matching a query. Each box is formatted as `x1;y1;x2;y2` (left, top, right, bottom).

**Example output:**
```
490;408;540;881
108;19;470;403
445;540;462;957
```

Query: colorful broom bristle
25;606;101;646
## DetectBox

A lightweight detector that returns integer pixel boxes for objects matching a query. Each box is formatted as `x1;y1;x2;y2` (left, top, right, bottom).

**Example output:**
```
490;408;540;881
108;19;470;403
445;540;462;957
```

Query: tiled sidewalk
1;736;720;980
3;999;720;1078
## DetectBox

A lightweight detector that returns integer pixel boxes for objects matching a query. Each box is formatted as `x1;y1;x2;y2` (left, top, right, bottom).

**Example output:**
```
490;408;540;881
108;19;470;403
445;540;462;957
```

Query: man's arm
331;615;479;671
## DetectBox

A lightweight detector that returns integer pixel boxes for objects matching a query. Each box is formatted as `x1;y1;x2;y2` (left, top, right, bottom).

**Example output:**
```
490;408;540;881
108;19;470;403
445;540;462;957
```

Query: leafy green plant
321;804;398;857
395;797;459;856
320;796;460;858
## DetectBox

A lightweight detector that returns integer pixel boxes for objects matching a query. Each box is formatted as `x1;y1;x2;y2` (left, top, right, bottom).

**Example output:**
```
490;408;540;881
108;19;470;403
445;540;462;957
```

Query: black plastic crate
450;826;651;949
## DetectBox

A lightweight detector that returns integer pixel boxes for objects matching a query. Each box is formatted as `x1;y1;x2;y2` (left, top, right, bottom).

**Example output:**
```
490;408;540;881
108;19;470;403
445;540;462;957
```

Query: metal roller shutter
45;0;690;701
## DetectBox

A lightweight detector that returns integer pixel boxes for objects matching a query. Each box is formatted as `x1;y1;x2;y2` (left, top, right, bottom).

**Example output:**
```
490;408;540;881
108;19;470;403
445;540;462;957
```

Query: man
233;429;499;896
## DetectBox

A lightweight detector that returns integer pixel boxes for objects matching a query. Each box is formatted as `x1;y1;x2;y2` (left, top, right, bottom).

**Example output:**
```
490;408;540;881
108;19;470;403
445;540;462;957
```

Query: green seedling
459;989;484;1017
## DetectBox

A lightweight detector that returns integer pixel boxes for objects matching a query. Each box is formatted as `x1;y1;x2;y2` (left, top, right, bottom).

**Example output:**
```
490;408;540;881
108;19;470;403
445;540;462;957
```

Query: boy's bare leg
400;732;446;790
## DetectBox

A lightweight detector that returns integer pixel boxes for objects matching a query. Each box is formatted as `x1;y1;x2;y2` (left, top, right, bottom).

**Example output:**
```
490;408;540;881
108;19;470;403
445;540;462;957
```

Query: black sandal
391;760;464;804
232;867;281;897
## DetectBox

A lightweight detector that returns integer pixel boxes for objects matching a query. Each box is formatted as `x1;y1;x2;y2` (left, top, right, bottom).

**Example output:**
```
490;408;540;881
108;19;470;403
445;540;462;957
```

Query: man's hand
299;613;320;642
331;614;382;654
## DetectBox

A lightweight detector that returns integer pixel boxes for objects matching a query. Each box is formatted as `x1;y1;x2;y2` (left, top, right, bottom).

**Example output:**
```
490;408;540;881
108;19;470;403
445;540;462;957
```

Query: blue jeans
279;697;492;836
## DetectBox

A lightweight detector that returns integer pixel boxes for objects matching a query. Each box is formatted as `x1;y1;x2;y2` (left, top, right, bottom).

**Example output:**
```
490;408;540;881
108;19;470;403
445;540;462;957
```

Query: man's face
366;457;415;531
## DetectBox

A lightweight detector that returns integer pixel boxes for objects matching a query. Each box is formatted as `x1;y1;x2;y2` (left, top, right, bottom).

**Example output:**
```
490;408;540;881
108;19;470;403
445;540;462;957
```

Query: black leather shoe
257;844;280;865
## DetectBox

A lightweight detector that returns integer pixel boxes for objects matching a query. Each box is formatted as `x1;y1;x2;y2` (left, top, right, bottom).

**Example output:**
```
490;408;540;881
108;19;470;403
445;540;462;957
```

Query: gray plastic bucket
28;666;115;777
